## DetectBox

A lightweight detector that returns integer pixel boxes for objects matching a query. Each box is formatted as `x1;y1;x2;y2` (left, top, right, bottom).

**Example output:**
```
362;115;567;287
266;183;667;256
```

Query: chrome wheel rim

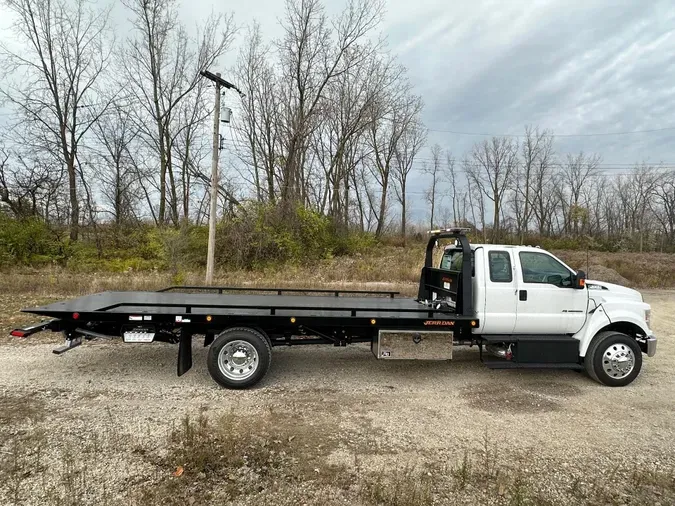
602;343;635;379
218;340;259;381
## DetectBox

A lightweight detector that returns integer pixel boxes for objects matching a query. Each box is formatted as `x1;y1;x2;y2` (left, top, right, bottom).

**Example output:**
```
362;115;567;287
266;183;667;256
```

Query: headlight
645;309;651;329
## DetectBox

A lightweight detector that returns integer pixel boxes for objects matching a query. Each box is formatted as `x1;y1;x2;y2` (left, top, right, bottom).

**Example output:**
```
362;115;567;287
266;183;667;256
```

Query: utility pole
205;74;221;285
200;70;244;285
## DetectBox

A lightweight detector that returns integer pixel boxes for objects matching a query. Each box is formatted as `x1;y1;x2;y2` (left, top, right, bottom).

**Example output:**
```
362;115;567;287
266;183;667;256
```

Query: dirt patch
460;383;561;413
0;393;44;424
460;380;583;413
583;264;631;286
520;380;583;398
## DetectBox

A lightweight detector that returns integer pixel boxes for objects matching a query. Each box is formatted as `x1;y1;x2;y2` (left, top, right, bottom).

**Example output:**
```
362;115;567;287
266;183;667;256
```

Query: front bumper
646;335;657;357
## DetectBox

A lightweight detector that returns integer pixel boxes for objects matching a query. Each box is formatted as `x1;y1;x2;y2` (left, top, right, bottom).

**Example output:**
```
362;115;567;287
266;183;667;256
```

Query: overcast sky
1;0;674;218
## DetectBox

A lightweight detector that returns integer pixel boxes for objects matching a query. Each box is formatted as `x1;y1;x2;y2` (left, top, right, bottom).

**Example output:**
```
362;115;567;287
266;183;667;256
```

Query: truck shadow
52;341;588;396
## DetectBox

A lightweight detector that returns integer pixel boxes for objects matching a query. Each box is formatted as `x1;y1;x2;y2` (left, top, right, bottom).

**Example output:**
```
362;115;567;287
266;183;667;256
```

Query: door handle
519;290;528;301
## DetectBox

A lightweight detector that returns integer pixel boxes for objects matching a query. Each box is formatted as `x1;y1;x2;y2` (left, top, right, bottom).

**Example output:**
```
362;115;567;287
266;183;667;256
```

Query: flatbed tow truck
11;229;656;388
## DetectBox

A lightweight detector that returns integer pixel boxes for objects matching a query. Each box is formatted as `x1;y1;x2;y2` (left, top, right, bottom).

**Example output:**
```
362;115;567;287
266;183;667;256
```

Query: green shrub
334;231;378;256
212;203;369;269
0;206;377;272
0;215;62;266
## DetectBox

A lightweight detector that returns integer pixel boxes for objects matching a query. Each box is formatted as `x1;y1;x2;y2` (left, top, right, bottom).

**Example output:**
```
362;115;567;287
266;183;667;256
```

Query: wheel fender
575;303;650;357
574;307;611;357
602;301;651;335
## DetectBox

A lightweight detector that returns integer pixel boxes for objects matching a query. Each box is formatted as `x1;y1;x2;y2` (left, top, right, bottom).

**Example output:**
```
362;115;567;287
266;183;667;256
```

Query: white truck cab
440;242;657;386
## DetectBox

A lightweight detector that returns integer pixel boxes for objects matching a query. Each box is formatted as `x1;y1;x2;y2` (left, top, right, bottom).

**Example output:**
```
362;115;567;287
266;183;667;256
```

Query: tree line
0;0;673;253
422;130;675;252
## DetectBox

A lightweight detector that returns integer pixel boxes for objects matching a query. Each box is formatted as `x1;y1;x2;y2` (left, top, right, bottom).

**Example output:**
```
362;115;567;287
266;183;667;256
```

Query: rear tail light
10;330;27;338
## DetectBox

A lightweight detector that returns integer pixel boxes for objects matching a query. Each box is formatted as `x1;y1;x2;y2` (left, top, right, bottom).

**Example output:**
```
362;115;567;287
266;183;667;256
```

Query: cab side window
519;252;573;286
488;251;512;282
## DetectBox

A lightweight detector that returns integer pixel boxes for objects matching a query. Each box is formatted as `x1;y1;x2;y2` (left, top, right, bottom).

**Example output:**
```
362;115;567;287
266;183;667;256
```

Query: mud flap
177;329;193;376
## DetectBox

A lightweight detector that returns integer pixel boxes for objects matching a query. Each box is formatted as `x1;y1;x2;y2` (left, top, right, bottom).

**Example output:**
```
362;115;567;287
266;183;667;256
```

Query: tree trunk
493;192;500;240
68;157;79;241
375;169;388;236
400;178;406;244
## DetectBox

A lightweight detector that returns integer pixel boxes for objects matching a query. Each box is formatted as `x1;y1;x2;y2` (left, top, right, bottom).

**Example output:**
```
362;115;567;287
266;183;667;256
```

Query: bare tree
352;158;379;232
233;22;280;204
392;122;426;241
121;0;234;225
1;0;113;239
652;169;675;248
444;152;461;225
513;126;553;243
275;0;384;205
368;83;422;236
560;152;601;234
0;147;65;220
92;104;141;229
312;46;390;224
463;160;486;240
465;137;517;240
613;164;661;251
423;144;443;229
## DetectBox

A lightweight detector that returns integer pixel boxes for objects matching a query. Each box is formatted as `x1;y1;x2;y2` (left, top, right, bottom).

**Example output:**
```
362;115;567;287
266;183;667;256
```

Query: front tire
584;331;642;387
207;327;272;389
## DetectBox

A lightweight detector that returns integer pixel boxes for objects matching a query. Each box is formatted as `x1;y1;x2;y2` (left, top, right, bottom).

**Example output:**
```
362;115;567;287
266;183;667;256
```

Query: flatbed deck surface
26;291;457;319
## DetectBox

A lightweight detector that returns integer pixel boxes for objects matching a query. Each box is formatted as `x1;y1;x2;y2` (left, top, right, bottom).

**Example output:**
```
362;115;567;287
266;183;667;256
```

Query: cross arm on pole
200;70;245;98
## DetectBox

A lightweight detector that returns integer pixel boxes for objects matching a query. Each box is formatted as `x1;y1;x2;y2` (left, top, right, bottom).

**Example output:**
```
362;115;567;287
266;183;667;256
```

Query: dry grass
135;415;675;506
0;245;423;298
2;245;673;305
1;404;674;506
557;250;675;288
360;465;434;506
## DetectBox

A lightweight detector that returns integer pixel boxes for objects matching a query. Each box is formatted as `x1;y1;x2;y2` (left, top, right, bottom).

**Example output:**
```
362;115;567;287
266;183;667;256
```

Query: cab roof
443;243;545;252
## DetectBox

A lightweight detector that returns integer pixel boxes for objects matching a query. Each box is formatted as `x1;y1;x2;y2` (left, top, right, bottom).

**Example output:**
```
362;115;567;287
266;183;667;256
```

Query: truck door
481;249;518;334
514;251;588;334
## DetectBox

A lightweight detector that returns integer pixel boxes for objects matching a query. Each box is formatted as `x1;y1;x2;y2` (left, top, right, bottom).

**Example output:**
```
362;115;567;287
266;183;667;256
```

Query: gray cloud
2;0;673;220
387;0;675;159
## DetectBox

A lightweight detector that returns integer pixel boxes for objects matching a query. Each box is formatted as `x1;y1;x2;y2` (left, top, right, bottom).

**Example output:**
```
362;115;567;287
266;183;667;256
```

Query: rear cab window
488;251;512;282
440;249;475;276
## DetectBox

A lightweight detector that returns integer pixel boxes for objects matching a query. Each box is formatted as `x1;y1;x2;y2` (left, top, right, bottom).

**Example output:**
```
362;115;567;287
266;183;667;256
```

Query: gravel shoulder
1;290;674;505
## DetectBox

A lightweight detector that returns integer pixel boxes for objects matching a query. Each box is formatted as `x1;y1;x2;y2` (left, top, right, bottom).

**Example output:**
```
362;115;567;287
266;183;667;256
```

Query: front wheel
207;327;272;389
584;331;642;387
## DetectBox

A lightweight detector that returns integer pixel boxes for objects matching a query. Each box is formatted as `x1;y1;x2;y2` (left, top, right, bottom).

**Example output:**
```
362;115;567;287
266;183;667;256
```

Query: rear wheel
585;331;642;387
207;327;272;389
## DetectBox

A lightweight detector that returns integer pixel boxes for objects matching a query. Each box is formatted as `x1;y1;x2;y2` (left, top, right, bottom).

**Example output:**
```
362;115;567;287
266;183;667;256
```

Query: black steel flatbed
12;229;479;388
25;290;453;320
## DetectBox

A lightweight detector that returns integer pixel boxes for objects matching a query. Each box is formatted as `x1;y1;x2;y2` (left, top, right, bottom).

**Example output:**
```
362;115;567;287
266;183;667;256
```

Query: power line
406;158;675;166
424;126;675;137
217;138;675;165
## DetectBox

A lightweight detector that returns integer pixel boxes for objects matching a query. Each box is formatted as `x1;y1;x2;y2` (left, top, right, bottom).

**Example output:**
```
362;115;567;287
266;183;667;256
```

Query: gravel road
1;290;673;505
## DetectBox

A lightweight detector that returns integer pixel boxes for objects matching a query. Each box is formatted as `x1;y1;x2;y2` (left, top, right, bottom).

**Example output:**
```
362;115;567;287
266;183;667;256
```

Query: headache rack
417;228;473;317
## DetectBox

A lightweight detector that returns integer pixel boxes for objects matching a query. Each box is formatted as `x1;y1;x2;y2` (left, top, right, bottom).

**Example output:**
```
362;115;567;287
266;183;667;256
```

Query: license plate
123;332;155;343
